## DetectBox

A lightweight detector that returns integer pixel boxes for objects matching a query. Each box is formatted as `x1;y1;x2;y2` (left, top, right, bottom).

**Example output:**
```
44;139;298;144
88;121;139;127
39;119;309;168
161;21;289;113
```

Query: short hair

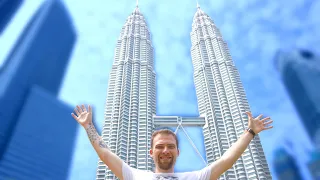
151;129;179;149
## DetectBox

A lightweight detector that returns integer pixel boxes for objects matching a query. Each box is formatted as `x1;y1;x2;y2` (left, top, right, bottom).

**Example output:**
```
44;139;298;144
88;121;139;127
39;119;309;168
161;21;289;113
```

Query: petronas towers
96;6;155;180
96;3;272;180
191;5;271;179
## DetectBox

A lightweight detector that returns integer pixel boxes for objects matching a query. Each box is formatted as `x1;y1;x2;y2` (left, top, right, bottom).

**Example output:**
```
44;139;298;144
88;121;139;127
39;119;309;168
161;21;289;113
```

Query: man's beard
157;156;175;170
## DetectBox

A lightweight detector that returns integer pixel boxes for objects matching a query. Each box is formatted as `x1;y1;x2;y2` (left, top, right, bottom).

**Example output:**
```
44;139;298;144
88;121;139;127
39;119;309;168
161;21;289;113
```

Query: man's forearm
84;123;123;179
84;122;110;160
221;131;254;169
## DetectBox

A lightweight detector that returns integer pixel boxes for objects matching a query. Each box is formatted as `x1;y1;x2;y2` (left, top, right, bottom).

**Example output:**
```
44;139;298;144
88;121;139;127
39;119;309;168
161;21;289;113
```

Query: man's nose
162;146;170;153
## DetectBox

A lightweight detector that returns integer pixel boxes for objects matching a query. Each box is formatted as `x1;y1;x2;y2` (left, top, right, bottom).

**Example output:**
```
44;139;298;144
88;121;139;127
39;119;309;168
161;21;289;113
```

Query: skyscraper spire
196;0;200;8
133;0;140;14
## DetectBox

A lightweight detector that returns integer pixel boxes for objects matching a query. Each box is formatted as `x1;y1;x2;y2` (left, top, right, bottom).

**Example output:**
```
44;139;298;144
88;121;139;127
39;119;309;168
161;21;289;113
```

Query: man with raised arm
71;104;273;180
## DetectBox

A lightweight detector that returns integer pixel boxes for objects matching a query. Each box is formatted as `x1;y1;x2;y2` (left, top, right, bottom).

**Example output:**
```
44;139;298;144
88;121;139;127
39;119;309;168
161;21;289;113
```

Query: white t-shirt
122;162;211;180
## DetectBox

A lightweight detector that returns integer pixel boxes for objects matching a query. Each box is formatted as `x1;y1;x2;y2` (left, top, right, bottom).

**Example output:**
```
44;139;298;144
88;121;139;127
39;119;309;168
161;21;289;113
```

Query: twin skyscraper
97;3;272;180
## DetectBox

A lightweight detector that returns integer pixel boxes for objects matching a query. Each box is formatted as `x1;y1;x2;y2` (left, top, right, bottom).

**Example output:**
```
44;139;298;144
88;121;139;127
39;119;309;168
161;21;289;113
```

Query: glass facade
0;85;78;180
0;0;77;179
0;0;23;34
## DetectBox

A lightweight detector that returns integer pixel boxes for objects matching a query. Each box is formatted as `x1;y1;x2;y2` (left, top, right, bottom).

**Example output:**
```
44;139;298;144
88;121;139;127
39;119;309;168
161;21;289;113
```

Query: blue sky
0;0;319;179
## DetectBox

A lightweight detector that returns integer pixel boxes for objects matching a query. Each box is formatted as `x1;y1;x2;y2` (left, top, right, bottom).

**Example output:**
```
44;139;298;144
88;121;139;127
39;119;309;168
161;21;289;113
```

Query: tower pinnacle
133;0;140;14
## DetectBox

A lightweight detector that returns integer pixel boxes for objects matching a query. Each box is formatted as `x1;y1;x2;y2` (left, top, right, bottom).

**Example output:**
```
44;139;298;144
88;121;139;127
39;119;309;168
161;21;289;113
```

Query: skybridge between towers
153;115;208;166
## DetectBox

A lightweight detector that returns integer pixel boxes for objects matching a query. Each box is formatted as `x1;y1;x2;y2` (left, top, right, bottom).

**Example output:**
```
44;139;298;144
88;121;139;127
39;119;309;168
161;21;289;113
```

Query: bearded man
71;104;273;180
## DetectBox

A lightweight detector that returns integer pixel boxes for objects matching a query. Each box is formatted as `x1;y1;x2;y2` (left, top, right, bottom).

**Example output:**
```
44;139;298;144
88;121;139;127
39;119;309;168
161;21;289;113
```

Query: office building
275;49;320;144
0;0;23;33
0;85;78;180
0;0;76;159
190;4;271;179
272;147;303;180
96;5;156;180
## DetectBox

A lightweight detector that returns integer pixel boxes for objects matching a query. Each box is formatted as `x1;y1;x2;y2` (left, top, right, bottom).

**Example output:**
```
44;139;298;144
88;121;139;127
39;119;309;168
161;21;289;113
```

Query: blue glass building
308;150;320;180
275;49;320;143
0;0;23;34
0;0;78;179
0;85;78;180
272;147;303;180
0;0;76;157
275;49;320;179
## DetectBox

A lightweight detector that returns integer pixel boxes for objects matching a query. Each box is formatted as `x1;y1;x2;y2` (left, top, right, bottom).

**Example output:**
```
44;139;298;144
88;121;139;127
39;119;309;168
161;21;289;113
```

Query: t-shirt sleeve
197;165;212;180
122;161;135;180
122;161;152;180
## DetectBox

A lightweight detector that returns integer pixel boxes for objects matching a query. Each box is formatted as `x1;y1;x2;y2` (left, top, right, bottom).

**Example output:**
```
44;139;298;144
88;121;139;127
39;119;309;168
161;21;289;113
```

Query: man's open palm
245;112;273;134
71;104;92;127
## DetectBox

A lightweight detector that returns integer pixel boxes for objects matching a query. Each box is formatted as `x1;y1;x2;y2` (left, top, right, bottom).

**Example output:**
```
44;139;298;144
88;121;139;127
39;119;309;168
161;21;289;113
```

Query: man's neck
155;167;175;173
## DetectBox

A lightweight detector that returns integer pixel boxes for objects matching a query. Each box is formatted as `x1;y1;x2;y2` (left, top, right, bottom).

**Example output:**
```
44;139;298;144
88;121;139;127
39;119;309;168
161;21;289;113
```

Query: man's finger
264;120;273;125
77;105;82;113
245;112;253;119
71;113;78;120
88;104;92;113
74;108;81;116
264;126;273;129
261;117;270;121
74;108;80;116
81;104;87;112
256;114;263;120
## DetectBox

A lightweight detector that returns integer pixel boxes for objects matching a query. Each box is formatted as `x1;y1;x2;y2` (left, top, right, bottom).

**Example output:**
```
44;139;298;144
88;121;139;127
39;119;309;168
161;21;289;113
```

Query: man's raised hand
71;104;92;127
245;112;273;134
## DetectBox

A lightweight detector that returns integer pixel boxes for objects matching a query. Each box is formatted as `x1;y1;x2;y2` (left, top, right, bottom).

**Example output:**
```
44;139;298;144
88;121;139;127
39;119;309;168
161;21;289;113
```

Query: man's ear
149;149;153;156
177;148;180;156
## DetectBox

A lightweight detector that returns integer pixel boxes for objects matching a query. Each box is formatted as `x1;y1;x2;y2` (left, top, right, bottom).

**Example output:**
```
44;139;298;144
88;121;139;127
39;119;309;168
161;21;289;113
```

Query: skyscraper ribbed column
190;6;272;180
96;6;156;180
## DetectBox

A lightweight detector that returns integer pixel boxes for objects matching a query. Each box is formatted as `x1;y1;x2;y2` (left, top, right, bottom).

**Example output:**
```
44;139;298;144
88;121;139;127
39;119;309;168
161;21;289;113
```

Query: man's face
150;134;180;171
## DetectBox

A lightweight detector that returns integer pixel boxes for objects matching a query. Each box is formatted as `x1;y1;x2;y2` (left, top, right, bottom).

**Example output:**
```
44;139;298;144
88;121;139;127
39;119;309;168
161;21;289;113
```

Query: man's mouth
160;156;172;160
